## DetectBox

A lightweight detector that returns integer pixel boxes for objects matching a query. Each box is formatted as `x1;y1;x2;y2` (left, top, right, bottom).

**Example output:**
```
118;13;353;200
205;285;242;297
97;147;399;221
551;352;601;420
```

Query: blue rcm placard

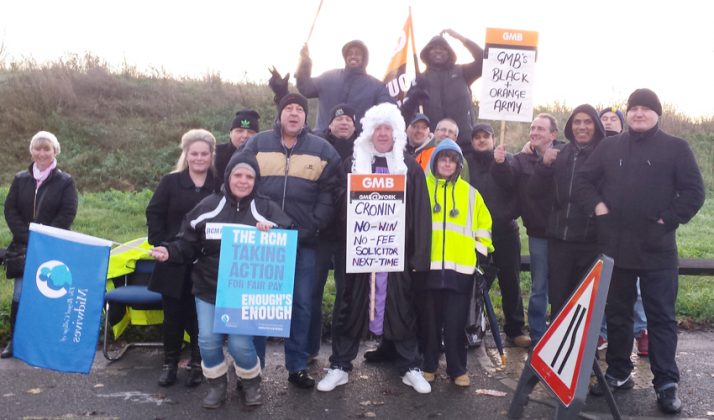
213;226;297;337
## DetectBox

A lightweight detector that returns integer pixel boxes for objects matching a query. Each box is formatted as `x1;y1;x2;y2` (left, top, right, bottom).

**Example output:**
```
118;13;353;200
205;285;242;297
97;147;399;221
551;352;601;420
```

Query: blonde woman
146;129;217;387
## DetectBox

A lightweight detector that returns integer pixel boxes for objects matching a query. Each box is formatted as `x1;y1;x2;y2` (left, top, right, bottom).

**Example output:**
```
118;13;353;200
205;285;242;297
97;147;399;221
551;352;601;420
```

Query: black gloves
268;66;290;105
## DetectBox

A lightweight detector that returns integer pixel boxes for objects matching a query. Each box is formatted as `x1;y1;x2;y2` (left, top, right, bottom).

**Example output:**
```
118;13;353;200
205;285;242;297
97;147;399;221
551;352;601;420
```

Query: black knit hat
231;109;260;131
329;103;356;124
627;88;662;116
278;93;309;116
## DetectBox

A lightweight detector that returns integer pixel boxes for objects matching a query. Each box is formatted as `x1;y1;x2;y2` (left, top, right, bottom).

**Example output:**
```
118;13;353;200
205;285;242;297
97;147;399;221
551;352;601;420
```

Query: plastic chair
102;259;163;361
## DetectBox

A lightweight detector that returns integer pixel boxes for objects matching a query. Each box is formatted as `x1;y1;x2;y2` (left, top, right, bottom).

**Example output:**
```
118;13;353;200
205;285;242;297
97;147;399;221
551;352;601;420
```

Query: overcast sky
2;0;712;118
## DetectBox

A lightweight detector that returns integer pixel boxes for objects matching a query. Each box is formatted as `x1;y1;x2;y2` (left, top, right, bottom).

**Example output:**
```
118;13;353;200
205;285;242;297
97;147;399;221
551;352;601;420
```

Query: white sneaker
402;368;432;394
317;368;349;392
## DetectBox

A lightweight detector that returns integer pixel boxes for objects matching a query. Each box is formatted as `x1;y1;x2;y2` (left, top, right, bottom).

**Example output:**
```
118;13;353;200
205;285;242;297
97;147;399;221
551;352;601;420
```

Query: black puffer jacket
574;124;705;270
529;104;606;242
242;122;341;245
4;165;78;248
165;152;293;304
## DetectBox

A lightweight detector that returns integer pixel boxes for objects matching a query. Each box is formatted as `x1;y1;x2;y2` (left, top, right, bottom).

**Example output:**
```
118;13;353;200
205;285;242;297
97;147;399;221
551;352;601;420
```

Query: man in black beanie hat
295;40;394;133
242;91;341;389
575;88;705;414
215;109;260;187
401;29;484;150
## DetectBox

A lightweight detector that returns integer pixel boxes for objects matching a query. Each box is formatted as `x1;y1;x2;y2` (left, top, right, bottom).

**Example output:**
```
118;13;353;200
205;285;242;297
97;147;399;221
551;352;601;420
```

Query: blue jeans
195;297;257;370
13;278;23;302
285;246;317;373
527;237;549;342
600;279;647;337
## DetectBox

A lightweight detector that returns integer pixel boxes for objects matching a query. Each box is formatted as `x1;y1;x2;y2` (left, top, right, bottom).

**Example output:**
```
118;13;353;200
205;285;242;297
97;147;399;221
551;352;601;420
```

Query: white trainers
317;368;349;392
402;368;432;394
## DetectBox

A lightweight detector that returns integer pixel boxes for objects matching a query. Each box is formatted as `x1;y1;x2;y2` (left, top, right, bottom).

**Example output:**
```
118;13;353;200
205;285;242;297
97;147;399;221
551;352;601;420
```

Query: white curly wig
351;103;408;174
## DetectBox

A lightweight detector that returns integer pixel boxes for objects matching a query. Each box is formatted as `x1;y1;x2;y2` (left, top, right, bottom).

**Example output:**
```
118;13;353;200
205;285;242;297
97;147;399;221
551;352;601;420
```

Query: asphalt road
1;331;713;419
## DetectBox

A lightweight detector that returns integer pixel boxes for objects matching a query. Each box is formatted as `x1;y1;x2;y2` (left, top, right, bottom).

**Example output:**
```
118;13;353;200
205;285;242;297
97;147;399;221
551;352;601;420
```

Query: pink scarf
33;159;57;189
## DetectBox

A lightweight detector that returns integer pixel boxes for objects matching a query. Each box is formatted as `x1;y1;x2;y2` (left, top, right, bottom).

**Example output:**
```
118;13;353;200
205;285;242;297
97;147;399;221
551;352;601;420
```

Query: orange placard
485;28;539;48
349;174;406;193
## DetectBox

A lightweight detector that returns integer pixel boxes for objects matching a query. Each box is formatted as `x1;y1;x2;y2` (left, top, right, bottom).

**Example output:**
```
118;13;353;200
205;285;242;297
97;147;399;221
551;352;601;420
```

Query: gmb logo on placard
35;260;72;299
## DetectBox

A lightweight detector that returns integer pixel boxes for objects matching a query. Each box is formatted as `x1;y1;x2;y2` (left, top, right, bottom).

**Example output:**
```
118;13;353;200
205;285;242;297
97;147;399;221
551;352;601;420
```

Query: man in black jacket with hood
528;104;605;317
401;29;483;150
575;89;705;414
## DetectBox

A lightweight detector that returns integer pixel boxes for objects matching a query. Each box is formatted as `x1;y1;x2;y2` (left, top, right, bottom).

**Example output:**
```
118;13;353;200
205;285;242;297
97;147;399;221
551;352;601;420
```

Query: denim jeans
13;278;23;302
600;279;648;337
527;236;549;342
195;297;257;370
284;245;317;373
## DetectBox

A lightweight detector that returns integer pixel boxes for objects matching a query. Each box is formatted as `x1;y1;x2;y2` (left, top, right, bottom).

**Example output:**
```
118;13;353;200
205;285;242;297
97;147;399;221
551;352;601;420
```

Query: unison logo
35;260;72;299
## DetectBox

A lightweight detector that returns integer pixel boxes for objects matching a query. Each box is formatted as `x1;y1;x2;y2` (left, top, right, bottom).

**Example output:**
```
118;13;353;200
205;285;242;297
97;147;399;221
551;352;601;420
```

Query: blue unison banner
14;224;112;374
213;226;297;337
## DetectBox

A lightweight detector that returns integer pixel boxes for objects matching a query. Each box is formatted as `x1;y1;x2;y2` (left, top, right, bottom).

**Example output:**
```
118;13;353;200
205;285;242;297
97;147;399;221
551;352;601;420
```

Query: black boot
158;363;178;387
241;375;263;406
185;362;203;387
202;374;228;409
1;301;19;359
364;339;397;363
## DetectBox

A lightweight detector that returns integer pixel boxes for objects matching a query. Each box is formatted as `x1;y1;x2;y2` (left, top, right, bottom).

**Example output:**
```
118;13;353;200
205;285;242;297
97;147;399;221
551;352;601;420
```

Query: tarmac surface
1;330;713;419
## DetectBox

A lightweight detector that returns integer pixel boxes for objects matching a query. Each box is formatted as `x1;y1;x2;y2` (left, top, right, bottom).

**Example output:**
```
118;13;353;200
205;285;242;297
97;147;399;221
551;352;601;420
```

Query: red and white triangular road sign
530;260;604;406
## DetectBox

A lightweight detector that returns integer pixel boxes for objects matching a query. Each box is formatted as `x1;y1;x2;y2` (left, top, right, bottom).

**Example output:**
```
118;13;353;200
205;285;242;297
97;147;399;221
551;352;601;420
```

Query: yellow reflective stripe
476;242;489;256
466;188;475;236
431;221;471;237
430;260;476;275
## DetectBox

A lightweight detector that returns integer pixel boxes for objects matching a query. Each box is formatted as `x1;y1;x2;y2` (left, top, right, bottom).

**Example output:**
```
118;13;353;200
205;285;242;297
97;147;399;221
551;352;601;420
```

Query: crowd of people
2;31;705;416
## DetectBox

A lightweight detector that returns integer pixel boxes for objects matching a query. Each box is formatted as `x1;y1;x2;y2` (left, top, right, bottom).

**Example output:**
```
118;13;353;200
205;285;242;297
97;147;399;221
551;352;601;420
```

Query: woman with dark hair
146;129;217;387
3;131;78;359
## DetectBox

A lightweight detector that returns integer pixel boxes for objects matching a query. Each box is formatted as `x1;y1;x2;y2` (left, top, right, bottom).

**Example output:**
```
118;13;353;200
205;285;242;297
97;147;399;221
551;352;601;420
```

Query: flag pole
305;0;325;44
408;6;420;76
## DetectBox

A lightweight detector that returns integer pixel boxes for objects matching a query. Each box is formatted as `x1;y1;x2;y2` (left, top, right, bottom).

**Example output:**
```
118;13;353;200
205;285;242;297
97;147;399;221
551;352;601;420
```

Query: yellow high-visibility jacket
426;173;494;275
